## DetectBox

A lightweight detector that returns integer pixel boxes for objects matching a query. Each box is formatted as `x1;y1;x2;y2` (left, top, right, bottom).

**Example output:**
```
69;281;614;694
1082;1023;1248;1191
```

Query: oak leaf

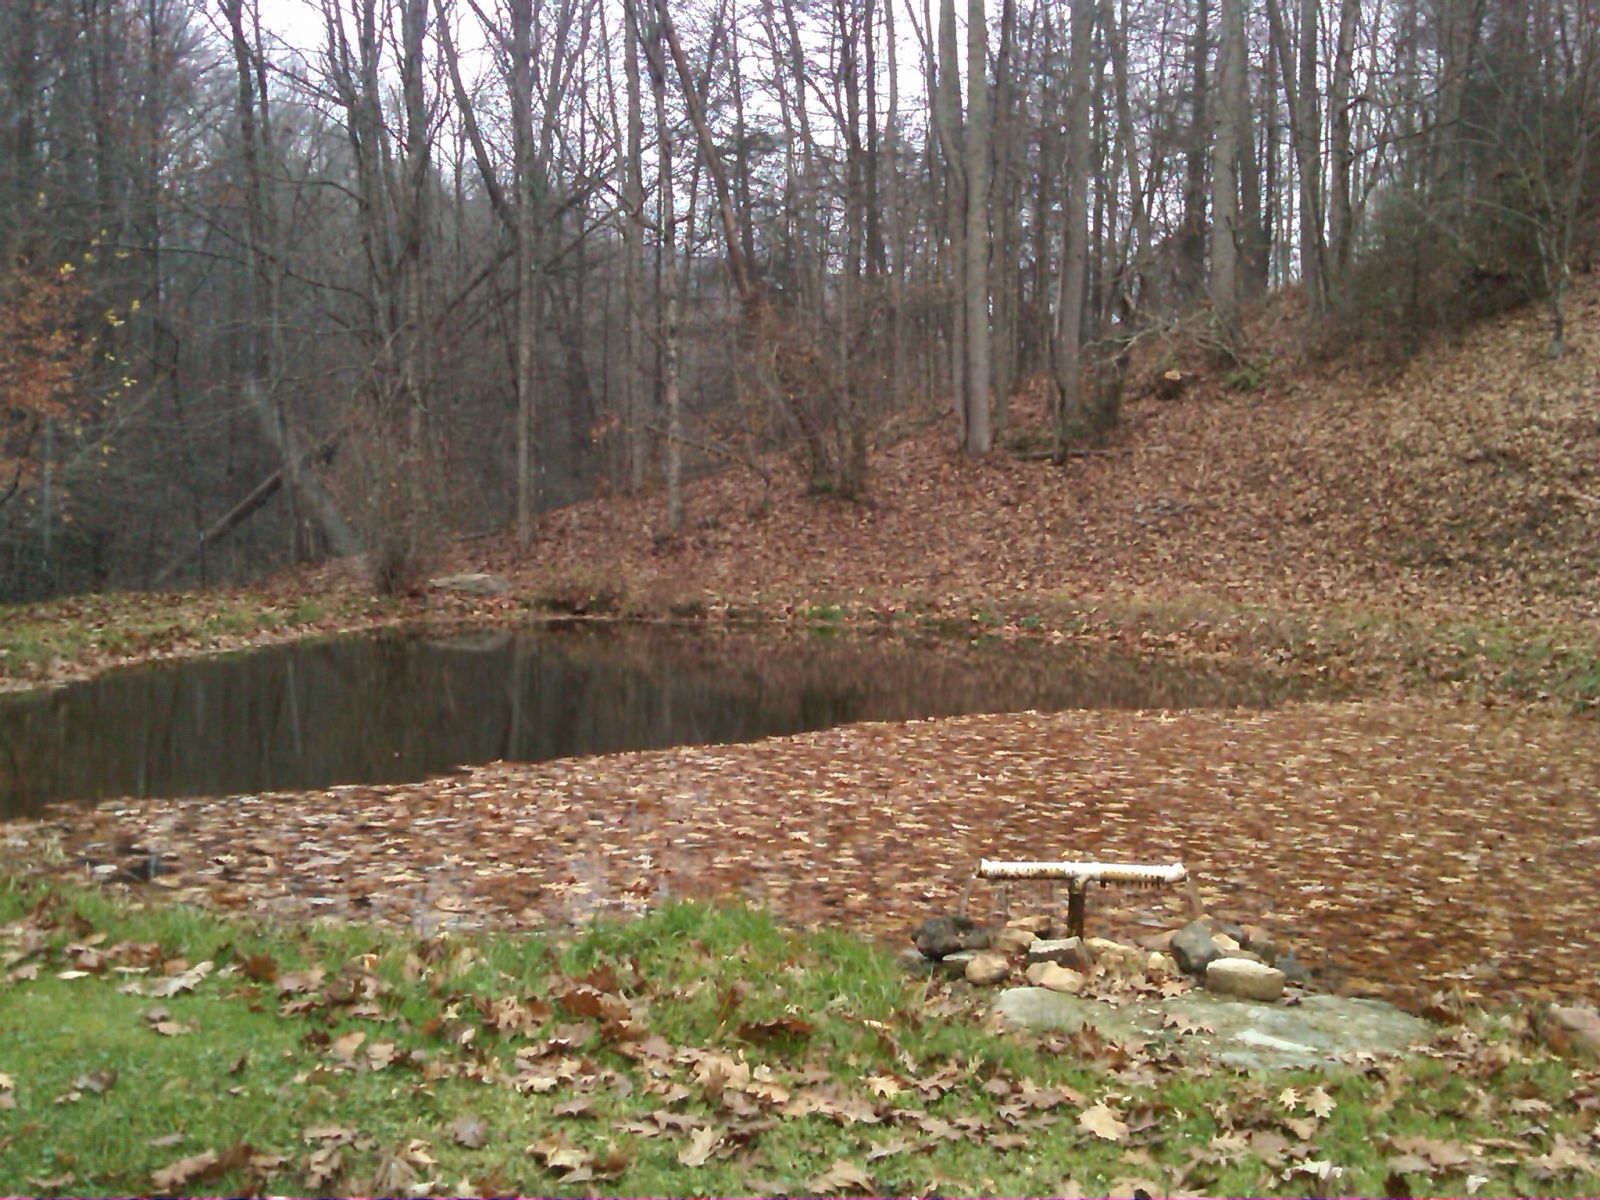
1079;1103;1129;1142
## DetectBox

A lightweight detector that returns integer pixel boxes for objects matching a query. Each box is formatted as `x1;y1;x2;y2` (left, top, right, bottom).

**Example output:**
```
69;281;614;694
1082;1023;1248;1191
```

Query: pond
0;624;1300;816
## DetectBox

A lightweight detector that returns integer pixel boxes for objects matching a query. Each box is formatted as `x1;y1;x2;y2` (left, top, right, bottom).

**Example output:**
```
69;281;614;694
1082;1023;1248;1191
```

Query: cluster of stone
908;913;1312;1004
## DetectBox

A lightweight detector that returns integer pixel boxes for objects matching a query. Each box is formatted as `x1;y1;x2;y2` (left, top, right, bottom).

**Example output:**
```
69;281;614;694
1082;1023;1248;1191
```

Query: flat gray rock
427;572;512;597
992;988;1432;1072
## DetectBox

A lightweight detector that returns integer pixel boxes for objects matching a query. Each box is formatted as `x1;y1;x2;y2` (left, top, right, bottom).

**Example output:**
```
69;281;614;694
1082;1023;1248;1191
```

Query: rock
1541;1005;1600;1061
1213;933;1242;954
1275;951;1312;986
1170;921;1224;976
1206;958;1286;1003
1084;937;1144;976
992;927;1038;955
936;950;979;978
965;953;1012;986
1146;952;1179;979
914;915;991;959
1026;962;1086;994
993;989;1431;1072
1241;924;1279;962
898;947;938;977
1137;930;1175;954
1006;915;1053;935
427;572;511;597
1217;922;1247;945
1025;937;1093;971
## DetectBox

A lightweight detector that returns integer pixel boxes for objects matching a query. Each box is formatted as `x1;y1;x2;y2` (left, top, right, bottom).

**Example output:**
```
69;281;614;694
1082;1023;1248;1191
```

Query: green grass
0;591;383;682
2;878;1597;1197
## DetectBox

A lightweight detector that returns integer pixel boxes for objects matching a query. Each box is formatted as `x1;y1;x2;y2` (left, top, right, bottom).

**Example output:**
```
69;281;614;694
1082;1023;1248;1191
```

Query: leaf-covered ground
17;698;1599;1010
506;279;1600;630
2;882;1598;1198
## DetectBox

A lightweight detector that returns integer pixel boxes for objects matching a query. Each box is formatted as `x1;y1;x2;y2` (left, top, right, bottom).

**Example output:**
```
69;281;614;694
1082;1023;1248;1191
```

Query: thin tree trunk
1054;0;1093;447
963;0;991;455
1327;0;1360;277
934;0;966;443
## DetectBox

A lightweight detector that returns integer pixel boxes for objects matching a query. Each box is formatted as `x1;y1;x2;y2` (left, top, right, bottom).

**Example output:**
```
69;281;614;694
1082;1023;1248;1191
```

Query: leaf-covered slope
511;279;1600;627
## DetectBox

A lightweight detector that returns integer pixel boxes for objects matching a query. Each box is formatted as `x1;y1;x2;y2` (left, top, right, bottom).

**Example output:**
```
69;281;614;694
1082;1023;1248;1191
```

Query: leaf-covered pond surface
11;686;1598;1011
0;623;1300;815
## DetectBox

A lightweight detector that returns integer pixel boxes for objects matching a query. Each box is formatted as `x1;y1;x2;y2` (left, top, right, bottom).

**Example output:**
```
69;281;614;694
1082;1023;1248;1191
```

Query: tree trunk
963;0;992;455
1327;0;1360;277
1210;0;1246;347
1180;0;1211;300
1054;0;1093;447
934;0;966;444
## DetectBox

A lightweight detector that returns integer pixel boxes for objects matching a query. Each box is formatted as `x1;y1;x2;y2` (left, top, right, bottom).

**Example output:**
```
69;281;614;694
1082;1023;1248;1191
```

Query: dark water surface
0;624;1300;815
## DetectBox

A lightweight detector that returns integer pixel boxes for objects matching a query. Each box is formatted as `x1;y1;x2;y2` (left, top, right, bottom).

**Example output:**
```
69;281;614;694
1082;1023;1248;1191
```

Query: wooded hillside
0;0;1595;600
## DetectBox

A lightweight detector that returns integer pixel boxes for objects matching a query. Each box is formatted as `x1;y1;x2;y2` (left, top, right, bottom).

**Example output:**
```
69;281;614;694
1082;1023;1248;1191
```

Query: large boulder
1170;920;1224;976
1205;957;1286;1003
427;572;512;597
914;916;991;959
993;989;1431;1072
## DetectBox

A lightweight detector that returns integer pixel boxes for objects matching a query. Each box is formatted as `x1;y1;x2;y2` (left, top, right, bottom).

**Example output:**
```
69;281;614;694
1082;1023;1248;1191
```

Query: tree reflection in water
0;624;1302;815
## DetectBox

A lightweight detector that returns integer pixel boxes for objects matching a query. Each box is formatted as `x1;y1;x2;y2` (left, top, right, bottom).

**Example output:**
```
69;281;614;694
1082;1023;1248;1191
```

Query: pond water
0;624;1300;816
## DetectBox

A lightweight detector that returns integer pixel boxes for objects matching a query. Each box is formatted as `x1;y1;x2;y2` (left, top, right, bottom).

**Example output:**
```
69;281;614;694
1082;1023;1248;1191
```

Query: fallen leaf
72;1069;117;1094
526;1134;591;1172
807;1158;874;1195
676;1125;721;1167
1282;1115;1319;1140
1304;1085;1336;1118
147;960;213;998
451;1115;489;1150
1079;1103;1129;1142
329;1030;366;1062
240;953;278;983
1389;1134;1476;1170
865;1073;903;1099
150;1150;219;1191
302;1124;358;1144
736;1015;814;1043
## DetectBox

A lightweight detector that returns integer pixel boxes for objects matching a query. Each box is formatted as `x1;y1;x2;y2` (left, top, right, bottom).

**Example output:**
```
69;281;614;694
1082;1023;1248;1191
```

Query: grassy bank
1;880;1596;1197
0;589;404;691
7;570;1600;715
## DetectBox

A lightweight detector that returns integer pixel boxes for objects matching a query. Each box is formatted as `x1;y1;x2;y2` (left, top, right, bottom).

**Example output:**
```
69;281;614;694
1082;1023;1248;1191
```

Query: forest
0;0;1597;601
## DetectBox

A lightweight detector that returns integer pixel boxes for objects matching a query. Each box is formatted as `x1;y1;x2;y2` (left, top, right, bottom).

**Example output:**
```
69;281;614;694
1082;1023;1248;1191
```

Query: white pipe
976;860;1187;885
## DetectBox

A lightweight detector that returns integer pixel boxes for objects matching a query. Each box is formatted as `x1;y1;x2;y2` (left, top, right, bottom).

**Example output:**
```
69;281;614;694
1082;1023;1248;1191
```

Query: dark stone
1217;922;1247;945
1275;950;1312;986
1240;924;1279;963
1169;920;1224;977
913;915;992;959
